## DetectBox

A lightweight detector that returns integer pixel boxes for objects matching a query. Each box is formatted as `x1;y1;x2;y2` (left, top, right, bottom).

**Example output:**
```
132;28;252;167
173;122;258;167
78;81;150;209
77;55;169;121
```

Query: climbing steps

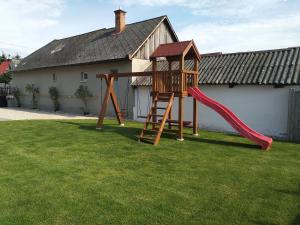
139;92;174;145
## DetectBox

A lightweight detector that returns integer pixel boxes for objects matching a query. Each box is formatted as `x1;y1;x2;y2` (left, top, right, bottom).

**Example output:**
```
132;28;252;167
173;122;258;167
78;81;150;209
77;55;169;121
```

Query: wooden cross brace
96;75;124;129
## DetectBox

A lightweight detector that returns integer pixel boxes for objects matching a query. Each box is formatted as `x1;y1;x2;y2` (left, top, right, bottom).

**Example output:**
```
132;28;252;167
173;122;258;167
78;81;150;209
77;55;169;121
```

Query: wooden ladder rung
154;107;167;110
143;129;159;133
161;119;192;125
150;114;164;117
156;98;170;102
139;136;155;143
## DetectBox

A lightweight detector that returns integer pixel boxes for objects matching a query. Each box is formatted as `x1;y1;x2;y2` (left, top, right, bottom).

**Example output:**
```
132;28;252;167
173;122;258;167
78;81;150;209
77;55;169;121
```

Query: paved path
0;108;97;121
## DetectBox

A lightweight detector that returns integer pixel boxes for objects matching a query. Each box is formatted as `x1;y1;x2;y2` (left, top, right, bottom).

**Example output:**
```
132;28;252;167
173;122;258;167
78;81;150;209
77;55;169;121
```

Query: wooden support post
168;60;172;129
96;75;124;129
193;98;198;136
178;96;184;141
177;55;184;141
152;59;157;130
193;58;199;136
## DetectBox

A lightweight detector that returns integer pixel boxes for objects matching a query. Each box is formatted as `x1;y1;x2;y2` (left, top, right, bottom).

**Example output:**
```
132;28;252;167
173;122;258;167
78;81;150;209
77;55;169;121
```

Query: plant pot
0;96;8;107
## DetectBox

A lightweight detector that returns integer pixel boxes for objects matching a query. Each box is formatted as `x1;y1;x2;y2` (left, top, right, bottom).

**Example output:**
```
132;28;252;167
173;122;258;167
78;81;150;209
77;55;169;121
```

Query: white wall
134;85;298;139
12;60;133;116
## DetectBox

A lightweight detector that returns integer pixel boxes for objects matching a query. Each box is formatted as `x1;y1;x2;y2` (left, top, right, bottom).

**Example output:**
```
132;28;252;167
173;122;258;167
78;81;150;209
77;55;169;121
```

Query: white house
12;10;178;117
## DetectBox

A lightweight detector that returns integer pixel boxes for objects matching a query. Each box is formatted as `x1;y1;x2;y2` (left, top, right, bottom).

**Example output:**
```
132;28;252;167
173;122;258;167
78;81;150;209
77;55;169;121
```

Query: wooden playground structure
96;40;201;145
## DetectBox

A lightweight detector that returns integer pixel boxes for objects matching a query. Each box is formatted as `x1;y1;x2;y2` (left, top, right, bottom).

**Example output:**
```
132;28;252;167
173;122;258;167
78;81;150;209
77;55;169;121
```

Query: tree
74;85;93;115
49;86;60;111
25;84;39;109
0;53;7;63
0;71;12;84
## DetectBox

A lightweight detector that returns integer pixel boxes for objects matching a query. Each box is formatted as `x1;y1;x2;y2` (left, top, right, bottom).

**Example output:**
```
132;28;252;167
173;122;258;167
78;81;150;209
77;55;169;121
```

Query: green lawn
0;119;299;225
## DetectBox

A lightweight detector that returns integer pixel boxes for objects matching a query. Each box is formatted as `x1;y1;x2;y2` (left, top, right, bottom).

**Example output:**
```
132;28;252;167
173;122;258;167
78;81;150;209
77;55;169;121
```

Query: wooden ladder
139;92;174;145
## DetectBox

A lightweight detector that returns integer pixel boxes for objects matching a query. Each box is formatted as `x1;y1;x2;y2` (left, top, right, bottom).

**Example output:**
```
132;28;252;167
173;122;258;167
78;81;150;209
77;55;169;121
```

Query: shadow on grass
57;121;141;142
163;132;260;150
57;121;260;150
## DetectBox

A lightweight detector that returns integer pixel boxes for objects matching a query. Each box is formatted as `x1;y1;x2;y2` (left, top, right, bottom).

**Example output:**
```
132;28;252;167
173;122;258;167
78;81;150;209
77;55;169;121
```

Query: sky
0;0;300;57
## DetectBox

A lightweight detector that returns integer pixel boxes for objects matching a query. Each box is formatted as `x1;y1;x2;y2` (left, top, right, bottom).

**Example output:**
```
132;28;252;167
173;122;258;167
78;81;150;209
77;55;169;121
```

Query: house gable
131;17;178;60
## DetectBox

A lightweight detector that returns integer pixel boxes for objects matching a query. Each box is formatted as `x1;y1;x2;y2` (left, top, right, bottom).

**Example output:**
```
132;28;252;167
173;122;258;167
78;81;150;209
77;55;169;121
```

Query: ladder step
161;119;192;126
150;114;164;117
156;99;170;102
143;129;159;133
158;92;173;95
139;136;155;143
153;107;167;110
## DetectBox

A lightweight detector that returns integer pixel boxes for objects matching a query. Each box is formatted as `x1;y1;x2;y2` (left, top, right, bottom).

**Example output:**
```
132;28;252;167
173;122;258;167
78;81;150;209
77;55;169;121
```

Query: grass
0;119;299;225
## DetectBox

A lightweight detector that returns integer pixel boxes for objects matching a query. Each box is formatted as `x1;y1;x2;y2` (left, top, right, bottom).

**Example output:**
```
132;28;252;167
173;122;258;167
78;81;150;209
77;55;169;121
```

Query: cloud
120;0;300;52
178;13;300;53
0;0;65;56
120;0;289;17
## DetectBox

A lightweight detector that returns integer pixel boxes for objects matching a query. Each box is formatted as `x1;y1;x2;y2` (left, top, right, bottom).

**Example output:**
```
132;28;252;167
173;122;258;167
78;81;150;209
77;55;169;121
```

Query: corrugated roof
132;47;300;86
15;16;175;72
0;61;10;76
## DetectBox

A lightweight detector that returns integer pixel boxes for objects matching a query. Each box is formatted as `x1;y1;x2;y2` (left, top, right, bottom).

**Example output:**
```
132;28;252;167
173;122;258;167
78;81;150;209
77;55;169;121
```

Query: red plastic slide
188;87;272;150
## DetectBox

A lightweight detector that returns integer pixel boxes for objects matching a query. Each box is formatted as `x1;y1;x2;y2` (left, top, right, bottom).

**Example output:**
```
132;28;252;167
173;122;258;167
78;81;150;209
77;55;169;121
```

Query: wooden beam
178;96;184;141
96;76;124;129
168;60;173;129
96;75;113;129
193;58;199;136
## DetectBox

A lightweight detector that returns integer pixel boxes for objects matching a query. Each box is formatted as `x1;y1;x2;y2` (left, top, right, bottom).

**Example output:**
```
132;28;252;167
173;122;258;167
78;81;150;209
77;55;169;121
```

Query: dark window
80;72;88;82
52;73;56;82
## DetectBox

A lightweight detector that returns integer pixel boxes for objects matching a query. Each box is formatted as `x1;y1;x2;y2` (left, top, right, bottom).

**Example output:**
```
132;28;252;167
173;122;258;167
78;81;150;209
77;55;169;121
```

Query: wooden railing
153;70;198;93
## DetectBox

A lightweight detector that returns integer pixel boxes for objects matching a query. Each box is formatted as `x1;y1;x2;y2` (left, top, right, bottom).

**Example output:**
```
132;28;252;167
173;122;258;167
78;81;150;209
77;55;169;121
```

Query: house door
288;88;300;142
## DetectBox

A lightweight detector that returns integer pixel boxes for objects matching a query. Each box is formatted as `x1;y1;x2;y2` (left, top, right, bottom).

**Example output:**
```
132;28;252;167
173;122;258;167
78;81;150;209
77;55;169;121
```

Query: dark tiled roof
15;16;169;72
132;47;300;86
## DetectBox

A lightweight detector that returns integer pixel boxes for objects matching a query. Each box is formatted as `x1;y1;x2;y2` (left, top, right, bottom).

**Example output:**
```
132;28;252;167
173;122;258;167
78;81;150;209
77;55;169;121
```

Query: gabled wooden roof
150;40;201;60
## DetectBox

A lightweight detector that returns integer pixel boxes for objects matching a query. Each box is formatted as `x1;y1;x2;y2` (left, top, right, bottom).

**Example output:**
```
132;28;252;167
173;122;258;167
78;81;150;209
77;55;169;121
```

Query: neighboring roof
15;16;178;72
0;61;10;76
132;46;300;86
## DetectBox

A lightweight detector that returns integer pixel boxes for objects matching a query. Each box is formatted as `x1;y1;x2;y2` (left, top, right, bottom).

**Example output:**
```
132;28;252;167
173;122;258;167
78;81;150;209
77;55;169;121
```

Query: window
80;72;88;83
52;73;57;82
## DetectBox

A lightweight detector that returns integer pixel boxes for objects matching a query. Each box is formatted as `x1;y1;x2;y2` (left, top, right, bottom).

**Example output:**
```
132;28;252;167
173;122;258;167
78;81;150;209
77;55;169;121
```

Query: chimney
114;8;126;33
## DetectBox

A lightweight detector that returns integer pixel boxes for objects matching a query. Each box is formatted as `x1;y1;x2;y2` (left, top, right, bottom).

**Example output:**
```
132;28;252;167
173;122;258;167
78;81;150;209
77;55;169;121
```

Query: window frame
80;72;88;83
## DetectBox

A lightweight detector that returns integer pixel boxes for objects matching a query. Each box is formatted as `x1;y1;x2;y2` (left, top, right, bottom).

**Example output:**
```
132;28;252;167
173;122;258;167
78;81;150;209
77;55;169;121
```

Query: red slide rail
188;87;272;150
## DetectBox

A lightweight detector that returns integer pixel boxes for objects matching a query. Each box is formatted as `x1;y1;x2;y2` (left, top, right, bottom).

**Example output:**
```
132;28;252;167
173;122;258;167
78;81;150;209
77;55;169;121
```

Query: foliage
12;87;21;107
0;53;7;63
0;52;21;63
0;71;12;84
25;84;39;109
74;85;93;114
48;86;60;111
0;119;299;225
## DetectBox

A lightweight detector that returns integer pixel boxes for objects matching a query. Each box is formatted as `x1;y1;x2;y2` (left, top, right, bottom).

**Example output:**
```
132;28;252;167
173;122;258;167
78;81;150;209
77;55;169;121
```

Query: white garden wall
133;85;298;139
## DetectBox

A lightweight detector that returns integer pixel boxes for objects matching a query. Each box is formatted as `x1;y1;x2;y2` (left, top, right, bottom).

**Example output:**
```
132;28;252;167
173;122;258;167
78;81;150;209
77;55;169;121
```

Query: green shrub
49;87;60;111
74;85;93;115
25;84;39;109
12;87;21;107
